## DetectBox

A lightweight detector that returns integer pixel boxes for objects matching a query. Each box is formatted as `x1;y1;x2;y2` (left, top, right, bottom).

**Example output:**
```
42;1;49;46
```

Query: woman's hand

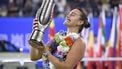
33;18;39;30
29;18;44;49
44;46;51;52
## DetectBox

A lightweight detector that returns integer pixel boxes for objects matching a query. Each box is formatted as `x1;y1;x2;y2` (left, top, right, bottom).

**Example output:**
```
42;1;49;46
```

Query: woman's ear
77;20;84;26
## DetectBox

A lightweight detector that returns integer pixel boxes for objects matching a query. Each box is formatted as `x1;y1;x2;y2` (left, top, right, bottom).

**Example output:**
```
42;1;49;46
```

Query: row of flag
47;4;122;69
84;5;122;69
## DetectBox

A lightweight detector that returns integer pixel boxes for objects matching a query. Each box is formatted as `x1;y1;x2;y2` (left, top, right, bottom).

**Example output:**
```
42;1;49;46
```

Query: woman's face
64;9;83;27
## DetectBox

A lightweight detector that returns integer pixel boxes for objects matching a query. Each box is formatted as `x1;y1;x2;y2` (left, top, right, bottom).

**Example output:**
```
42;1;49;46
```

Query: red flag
119;4;122;60
87;29;94;69
106;7;118;69
116;4;122;69
119;4;122;69
95;9;106;69
48;19;55;40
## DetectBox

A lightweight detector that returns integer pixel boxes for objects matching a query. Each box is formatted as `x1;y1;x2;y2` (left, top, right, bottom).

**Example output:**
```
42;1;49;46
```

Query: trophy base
28;39;44;48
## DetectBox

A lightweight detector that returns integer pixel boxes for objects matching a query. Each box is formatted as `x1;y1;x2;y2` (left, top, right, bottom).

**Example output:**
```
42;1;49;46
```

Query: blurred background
0;0;122;69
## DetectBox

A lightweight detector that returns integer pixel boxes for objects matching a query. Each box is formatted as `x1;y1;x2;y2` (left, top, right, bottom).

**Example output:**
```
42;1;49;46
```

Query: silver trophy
29;0;55;47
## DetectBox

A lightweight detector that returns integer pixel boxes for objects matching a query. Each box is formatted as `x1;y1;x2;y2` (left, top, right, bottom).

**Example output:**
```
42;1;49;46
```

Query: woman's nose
66;14;70;18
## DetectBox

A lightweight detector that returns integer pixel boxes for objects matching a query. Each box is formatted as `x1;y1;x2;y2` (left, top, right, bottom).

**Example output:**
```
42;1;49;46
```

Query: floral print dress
42;30;79;69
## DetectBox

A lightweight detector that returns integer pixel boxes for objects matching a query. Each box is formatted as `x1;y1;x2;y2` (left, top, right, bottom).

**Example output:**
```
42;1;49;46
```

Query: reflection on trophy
29;0;55;47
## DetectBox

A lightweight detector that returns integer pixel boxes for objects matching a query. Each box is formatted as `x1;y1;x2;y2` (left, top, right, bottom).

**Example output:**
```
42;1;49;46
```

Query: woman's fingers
33;26;38;29
33;18;39;29
33;18;38;23
33;24;39;29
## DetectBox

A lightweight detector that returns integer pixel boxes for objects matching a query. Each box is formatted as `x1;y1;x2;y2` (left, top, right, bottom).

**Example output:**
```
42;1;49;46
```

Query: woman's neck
67;27;79;34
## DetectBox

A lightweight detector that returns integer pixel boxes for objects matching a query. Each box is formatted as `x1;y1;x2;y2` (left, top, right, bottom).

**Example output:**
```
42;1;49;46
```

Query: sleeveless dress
42;30;82;69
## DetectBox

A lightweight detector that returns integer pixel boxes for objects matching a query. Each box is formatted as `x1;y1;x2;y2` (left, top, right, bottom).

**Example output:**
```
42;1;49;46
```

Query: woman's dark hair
73;7;90;33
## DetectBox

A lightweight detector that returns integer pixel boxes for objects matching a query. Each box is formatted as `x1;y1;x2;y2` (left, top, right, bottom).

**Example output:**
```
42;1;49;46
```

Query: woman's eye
71;14;75;16
67;13;76;17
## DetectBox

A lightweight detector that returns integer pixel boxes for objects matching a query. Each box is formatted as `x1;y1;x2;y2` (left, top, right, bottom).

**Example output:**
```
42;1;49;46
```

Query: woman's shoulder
75;36;86;47
79;37;86;44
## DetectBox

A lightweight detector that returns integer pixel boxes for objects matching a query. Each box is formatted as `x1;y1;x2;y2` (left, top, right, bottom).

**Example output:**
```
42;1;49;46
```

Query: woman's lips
67;19;71;22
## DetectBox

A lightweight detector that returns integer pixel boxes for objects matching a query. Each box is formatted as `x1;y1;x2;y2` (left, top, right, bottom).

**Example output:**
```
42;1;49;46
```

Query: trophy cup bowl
29;0;55;48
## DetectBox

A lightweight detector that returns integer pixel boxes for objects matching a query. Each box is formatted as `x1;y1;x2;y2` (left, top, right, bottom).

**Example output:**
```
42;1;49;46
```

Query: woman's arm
29;41;45;61
47;37;86;69
29;18;45;61
30;40;53;61
30;46;44;61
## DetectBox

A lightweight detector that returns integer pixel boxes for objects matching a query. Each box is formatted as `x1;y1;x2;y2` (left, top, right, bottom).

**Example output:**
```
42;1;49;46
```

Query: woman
30;7;90;69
